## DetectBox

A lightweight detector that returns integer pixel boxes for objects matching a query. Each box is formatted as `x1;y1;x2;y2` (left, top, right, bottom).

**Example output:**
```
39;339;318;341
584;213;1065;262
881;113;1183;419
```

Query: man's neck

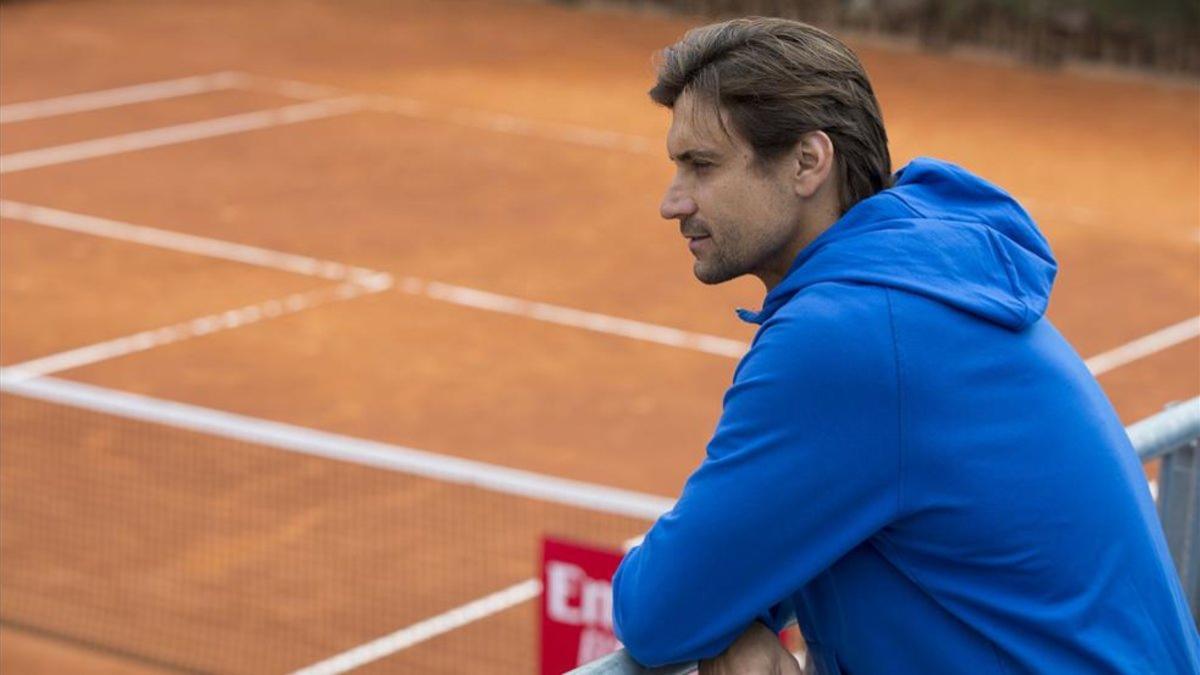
757;208;840;292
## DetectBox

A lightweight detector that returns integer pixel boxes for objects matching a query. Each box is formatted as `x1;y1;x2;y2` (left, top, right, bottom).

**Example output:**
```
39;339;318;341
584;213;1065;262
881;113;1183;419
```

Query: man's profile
611;17;1200;674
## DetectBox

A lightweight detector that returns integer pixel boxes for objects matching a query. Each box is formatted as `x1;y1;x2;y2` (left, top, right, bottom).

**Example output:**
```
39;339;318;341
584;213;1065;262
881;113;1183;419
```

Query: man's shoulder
764;281;894;336
741;282;898;378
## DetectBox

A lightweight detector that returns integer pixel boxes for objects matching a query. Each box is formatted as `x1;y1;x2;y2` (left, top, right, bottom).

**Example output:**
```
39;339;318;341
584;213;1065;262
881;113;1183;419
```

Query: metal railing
571;396;1200;674
1129;397;1200;616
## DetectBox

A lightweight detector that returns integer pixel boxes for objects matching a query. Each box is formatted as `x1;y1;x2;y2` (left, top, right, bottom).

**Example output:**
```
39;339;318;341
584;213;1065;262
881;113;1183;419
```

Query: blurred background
0;0;1196;673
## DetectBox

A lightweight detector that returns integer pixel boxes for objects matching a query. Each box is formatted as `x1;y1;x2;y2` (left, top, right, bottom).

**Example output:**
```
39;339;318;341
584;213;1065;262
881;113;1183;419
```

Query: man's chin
693;261;737;285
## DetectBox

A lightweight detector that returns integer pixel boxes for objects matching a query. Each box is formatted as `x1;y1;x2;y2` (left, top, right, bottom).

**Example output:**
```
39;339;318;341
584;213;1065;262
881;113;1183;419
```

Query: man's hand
697;622;803;675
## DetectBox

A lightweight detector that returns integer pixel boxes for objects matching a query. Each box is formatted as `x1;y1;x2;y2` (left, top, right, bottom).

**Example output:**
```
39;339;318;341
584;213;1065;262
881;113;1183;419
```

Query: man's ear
791;130;836;199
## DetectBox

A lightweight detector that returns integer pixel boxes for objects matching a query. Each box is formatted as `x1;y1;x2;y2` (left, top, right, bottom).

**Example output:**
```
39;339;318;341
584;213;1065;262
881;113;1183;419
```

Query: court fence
565;0;1200;75
572;395;1200;674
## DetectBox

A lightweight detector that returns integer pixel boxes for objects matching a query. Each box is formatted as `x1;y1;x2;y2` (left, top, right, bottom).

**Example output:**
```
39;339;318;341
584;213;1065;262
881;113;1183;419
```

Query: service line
1;200;750;359
1084;316;1200;376
289;579;543;675
416;280;749;358
0;96;366;174
0;277;393;384
0;200;380;283
242;73;659;156
0;71;249;124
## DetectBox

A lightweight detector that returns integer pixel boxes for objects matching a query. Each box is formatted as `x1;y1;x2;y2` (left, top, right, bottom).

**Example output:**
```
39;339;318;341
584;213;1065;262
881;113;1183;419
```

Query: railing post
1157;434;1199;619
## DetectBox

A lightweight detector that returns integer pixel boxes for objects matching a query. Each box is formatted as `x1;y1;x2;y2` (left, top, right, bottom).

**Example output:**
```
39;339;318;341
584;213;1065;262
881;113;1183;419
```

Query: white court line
241;73;658;156
417;281;749;358
374;96;657;155
0;96;365;174
0;200;380;283
0;200;750;358
238;74;349;102
289;578;543;675
1085;316;1200;376
0;278;393;383
0;373;677;520
0;71;248;124
8;200;1198;366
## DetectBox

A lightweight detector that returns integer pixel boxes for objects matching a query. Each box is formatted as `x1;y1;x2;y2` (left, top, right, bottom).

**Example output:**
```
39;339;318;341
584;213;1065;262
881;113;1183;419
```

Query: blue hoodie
612;158;1200;673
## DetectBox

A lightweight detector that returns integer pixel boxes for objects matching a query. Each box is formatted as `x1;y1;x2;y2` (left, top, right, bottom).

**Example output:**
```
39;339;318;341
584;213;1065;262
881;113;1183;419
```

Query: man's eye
692;161;712;170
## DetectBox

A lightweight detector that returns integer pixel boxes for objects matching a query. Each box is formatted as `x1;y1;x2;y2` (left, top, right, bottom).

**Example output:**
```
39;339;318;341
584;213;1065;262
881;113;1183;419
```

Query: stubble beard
693;245;742;285
693;226;787;286
687;219;746;285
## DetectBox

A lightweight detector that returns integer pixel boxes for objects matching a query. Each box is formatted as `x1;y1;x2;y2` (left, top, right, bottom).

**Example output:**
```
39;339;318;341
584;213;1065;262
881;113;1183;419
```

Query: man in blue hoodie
611;17;1200;674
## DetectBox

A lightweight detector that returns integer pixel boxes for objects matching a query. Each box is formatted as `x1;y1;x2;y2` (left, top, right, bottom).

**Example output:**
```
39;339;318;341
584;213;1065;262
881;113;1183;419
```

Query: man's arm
612;288;902;666
698;621;803;675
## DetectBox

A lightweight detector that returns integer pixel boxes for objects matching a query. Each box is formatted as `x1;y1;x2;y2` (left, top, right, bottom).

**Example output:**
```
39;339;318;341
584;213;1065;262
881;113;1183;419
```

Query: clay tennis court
1;1;1197;673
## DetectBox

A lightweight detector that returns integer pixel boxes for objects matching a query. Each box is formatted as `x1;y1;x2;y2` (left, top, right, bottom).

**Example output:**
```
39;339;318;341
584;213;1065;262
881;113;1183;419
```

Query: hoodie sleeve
612;286;903;666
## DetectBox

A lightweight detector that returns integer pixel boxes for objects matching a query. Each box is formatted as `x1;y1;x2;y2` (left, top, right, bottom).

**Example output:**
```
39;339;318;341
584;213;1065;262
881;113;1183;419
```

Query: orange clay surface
1;0;1197;673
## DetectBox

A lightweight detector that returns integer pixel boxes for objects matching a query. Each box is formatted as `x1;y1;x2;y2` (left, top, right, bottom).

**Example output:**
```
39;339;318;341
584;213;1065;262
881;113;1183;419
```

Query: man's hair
651;17;892;214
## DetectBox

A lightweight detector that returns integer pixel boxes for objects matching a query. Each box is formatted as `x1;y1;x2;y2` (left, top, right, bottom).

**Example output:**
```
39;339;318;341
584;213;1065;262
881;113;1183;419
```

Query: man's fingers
697;622;802;674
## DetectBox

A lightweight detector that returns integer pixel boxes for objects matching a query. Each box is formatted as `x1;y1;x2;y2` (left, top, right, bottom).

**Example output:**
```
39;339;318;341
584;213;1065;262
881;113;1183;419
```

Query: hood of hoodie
737;157;1057;331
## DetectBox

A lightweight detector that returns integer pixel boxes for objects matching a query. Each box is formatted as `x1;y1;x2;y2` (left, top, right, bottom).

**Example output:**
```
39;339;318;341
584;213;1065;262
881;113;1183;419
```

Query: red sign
540;537;625;674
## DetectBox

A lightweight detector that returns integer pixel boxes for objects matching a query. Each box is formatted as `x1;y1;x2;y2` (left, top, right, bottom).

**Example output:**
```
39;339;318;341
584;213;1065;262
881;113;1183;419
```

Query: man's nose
660;180;697;221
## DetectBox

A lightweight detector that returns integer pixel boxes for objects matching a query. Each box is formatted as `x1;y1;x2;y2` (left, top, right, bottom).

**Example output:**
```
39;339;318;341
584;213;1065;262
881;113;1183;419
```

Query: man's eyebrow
669;149;719;163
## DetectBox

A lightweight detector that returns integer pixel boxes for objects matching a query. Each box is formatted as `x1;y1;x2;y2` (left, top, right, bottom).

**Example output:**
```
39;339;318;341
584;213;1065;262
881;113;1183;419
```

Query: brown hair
651;17;892;214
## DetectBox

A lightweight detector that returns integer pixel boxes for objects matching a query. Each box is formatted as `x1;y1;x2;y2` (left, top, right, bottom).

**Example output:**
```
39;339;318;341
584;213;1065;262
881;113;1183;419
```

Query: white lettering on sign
547;561;584;624
577;626;622;663
580;576;613;629
545;561;614;629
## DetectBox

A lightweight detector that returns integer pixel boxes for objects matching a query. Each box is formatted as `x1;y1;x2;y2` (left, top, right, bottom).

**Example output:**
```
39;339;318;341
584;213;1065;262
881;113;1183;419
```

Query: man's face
660;90;803;287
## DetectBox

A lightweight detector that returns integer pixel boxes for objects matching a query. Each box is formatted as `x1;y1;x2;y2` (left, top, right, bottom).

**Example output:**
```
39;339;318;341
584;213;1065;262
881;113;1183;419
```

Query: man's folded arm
612;295;903;666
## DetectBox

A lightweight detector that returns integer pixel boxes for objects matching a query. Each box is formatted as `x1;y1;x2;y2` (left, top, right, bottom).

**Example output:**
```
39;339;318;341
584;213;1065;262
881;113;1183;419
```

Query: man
611;17;1200;674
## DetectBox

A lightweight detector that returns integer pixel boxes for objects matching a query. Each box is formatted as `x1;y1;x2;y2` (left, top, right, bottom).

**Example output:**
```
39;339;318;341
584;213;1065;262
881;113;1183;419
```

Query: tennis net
0;378;655;674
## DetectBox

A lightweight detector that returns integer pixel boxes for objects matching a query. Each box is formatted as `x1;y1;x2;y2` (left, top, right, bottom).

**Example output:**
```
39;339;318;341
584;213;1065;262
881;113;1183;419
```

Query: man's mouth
686;234;711;254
